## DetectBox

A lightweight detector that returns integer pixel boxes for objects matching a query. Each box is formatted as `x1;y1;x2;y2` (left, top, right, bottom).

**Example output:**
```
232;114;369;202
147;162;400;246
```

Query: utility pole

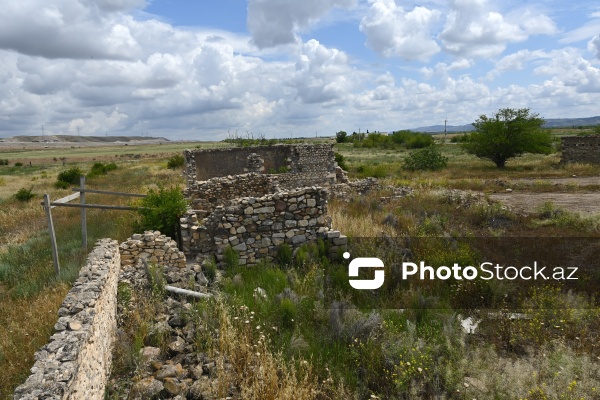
444;118;447;142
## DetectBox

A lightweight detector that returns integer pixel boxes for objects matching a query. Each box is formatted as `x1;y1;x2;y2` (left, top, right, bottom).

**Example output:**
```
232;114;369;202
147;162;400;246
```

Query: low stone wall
119;230;186;269
14;239;121;400
330;177;382;200
561;135;600;164
275;171;336;190
183;173;278;213
181;187;347;265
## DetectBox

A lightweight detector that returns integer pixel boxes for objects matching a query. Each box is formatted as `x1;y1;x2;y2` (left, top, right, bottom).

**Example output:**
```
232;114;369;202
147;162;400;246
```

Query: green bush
167;154;185;169
14;162;23;167
403;147;448;171
56;166;84;187
87;162;117;178
134;186;187;238
54;180;70;189
14;187;35;202
0;159;9;166
334;152;348;170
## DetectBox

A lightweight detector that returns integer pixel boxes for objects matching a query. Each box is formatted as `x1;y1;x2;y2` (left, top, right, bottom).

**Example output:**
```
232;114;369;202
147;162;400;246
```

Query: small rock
168;337;186;354
202;362;216;376
140;346;161;365
68;321;82;331
189;377;214;400
162;377;185;396
130;377;164;399
155;363;185;380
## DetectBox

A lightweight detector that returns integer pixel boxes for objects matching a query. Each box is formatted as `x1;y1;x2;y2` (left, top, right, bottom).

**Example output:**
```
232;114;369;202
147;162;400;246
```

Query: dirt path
512;176;600;186
489;192;600;214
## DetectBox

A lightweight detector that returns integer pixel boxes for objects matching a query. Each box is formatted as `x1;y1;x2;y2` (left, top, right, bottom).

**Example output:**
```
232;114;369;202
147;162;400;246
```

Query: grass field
2;133;600;399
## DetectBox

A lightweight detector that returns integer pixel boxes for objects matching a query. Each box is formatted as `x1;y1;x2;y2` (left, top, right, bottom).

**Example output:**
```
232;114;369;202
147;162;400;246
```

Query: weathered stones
120;231;186;269
14;239;120;400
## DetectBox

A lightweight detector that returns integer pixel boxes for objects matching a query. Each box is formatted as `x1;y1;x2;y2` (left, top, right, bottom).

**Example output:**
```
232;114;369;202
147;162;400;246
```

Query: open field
2;137;600;399
0;141;228;165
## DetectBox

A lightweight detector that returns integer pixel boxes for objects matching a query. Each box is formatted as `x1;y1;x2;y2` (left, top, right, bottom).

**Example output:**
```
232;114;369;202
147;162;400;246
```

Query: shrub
0;159;9;166
279;298;297;329
87;162;117;178
54;180;70;189
14;162;23;167
277;243;293;267
203;257;217;283
166;154;185;169
134;186;187;238
14;187;35;202
223;246;239;271
334;152;348;170
403;147;448;171
56;166;84;187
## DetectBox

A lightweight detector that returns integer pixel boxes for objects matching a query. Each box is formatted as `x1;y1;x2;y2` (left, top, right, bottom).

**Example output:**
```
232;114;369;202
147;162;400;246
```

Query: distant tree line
336;130;434;149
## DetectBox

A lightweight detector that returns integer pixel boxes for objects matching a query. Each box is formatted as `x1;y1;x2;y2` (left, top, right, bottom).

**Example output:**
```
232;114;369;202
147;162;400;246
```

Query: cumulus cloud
359;0;441;61
0;0;599;139
290;39;354;104
439;0;556;58
589;35;600;58
247;0;356;48
0;0;144;60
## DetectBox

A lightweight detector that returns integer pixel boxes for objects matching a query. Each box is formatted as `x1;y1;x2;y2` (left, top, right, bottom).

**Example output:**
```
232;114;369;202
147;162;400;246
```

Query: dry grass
0;149;187;398
214;300;350;400
0;283;70;399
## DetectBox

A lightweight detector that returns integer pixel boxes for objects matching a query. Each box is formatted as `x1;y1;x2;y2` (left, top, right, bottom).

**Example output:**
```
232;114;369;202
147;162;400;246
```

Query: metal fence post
43;194;60;276
80;176;87;248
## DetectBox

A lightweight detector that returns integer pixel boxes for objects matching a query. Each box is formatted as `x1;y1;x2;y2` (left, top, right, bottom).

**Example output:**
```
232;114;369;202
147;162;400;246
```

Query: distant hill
1;135;169;143
411;116;600;133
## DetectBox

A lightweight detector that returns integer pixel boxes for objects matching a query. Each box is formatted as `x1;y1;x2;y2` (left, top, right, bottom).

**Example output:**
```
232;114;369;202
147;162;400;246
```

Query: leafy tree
135;186;187;239
462;108;553;168
335;131;348;143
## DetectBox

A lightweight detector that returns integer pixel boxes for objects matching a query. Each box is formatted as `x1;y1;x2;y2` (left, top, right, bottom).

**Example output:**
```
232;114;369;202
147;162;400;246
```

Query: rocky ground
107;259;229;400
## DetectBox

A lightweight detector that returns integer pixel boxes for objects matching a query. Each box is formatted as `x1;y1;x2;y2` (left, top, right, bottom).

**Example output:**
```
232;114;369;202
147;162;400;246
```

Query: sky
0;0;599;140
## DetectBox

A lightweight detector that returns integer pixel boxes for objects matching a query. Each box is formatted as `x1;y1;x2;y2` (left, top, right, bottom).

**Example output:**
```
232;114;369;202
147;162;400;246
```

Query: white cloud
0;0;599;139
589;35;600;58
0;0;143;60
359;0;441;61
247;0;356;48
439;0;556;58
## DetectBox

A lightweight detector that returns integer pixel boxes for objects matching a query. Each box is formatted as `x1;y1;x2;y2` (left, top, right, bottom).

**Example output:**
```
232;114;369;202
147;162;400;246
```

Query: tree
462;108;553;168
335;131;348;143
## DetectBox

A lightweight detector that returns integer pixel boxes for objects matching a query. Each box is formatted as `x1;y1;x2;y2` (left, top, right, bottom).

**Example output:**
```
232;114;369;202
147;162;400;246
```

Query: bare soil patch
490;192;600;214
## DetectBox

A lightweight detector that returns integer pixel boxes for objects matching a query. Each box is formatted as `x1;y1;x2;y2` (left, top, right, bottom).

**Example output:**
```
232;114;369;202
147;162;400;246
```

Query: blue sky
0;0;599;140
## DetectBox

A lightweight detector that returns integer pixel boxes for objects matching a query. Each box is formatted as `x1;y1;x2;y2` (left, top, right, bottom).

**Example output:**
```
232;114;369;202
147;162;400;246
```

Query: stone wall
184;143;336;186
14;239;121;400
561;135;600;164
183;173;279;214
180;187;347;265
120;230;186;269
